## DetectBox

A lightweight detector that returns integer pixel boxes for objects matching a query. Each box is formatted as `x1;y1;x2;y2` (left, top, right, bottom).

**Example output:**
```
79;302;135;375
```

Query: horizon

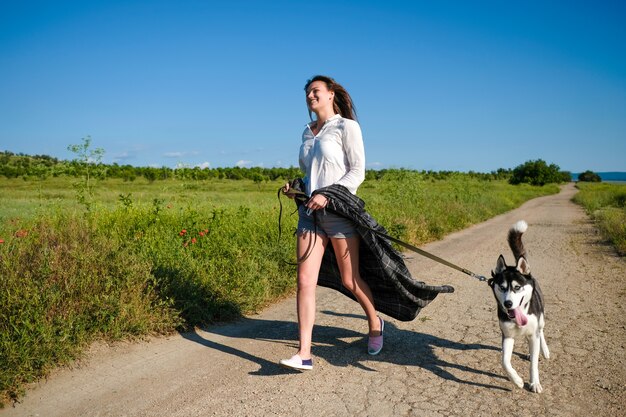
5;148;626;176
1;1;625;173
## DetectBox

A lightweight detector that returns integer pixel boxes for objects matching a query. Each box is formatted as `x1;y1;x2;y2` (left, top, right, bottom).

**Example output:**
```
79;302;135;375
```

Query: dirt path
4;183;625;417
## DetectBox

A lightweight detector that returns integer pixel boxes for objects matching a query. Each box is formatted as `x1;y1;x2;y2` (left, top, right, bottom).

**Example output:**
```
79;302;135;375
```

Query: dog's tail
508;220;528;262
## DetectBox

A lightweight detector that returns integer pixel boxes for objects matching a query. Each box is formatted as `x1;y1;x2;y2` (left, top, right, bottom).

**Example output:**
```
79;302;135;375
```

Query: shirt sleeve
336;119;365;193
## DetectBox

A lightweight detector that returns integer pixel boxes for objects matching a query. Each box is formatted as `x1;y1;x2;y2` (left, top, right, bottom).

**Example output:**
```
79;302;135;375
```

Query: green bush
509;159;570;186
0;213;181;403
578;170;602;182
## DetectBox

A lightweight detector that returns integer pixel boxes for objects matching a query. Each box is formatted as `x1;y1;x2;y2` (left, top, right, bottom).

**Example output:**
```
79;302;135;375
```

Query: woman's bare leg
330;236;381;336
295;231;328;359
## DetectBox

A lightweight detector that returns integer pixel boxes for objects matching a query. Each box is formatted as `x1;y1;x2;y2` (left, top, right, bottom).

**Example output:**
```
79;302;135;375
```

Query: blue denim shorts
297;205;357;238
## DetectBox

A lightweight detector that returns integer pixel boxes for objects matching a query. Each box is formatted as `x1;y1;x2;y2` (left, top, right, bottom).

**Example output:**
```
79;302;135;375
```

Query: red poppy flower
191;238;197;244
15;230;28;238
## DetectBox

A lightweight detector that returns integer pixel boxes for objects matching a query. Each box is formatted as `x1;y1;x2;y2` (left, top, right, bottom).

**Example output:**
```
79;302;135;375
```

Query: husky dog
488;220;550;393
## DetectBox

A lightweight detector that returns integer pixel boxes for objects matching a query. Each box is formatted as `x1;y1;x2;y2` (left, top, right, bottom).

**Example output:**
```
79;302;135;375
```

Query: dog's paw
529;382;543;393
510;375;524;389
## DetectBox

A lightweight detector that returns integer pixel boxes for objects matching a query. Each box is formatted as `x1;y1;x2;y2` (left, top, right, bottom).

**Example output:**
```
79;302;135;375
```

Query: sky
1;0;625;173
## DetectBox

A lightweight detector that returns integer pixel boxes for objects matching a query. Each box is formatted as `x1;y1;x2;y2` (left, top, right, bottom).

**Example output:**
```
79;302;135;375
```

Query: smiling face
306;80;334;114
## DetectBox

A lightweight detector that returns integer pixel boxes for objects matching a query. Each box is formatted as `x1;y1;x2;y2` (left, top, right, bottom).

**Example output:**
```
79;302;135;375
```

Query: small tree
67;136;105;211
509;159;568;186
578;170;602;182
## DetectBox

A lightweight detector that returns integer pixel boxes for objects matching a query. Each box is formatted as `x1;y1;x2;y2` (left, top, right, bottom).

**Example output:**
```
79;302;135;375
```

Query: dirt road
4;183;625;416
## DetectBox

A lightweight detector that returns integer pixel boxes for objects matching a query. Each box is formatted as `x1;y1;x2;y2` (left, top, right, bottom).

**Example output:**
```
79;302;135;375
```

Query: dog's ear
494;254;507;274
516;256;531;275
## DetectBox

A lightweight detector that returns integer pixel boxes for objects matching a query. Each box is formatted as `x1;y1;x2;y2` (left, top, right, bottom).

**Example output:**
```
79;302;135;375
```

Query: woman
279;75;383;371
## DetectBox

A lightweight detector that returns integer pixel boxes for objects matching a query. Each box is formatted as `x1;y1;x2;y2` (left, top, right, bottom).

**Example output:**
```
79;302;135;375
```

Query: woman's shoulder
337;117;361;133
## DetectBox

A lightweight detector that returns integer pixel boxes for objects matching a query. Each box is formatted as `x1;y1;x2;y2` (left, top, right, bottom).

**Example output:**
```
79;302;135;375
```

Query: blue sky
1;0;624;172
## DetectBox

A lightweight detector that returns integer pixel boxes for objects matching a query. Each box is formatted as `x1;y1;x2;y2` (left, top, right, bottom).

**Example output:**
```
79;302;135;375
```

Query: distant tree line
0;151;572;185
0;151;303;183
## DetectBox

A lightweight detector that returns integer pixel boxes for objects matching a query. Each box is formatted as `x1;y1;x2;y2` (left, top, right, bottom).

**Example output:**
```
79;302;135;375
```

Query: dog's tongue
510;307;528;326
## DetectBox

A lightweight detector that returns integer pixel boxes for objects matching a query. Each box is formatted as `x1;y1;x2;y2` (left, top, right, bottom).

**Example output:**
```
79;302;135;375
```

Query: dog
488;220;550;393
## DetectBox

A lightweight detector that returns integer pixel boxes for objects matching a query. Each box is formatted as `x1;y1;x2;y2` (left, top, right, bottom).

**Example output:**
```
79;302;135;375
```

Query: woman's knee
341;273;361;293
297;272;318;291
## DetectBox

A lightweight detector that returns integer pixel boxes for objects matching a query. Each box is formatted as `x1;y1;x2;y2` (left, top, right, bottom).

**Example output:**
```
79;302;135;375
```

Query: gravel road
4;183;625;417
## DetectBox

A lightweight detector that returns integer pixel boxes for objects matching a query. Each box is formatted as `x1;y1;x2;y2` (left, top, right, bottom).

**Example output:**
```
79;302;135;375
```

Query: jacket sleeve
336;119;365;193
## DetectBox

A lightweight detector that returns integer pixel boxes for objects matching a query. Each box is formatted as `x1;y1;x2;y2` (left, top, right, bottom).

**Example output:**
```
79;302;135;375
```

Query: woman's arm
336;119;365;192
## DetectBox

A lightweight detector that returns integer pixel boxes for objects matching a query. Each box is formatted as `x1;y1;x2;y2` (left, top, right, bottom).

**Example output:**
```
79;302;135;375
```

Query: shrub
509;159;570;186
578;170;602;182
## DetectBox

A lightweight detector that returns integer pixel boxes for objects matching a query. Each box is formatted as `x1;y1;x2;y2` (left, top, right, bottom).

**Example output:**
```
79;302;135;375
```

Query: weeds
573;182;626;255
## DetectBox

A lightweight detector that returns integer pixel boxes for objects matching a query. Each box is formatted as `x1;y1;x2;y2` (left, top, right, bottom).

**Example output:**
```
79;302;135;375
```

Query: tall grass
573;182;626;255
0;175;558;404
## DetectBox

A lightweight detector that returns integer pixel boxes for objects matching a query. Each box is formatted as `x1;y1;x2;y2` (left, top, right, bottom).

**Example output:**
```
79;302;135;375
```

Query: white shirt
299;114;365;195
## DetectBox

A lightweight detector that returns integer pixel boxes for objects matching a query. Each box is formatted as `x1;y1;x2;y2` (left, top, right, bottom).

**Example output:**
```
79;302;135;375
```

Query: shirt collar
306;113;341;128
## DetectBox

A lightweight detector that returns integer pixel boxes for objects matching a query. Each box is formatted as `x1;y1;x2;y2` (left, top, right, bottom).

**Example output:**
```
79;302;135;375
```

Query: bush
578;170;602;182
509;159;570;186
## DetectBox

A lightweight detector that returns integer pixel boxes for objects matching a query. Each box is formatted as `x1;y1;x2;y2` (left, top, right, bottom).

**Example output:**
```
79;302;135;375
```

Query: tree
509;159;569;186
577;170;602;182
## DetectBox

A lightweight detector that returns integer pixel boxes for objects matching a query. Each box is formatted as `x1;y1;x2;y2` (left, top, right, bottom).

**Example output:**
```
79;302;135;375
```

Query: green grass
573;182;626;255
0;175;558;405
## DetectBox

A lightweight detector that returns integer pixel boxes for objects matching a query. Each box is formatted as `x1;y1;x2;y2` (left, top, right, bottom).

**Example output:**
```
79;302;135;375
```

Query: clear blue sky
1;0;624;172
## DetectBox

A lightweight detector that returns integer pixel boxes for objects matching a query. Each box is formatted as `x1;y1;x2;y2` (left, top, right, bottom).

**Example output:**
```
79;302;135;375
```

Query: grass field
0;174;559;404
573;182;626;255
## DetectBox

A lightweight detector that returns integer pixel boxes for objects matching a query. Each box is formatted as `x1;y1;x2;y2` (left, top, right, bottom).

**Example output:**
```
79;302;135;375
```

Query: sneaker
367;317;384;355
279;354;313;371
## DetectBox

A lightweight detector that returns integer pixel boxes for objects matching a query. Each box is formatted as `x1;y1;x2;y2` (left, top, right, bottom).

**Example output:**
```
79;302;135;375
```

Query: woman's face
306;81;334;113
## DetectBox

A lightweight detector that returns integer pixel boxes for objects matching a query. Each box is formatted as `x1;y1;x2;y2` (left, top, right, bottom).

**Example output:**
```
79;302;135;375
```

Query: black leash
277;187;319;265
277;187;487;282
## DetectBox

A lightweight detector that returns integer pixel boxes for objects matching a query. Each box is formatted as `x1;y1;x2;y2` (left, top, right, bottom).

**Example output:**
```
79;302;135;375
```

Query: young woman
279;75;383;371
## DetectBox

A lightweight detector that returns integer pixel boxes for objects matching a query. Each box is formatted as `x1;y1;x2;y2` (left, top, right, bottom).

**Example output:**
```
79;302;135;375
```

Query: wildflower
179;229;187;236
0;238;4;244
191;237;197;244
199;231;205;237
204;229;209;234
15;230;28;238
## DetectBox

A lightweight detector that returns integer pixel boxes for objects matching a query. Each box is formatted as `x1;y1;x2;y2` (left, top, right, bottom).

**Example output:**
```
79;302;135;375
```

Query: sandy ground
3;183;625;417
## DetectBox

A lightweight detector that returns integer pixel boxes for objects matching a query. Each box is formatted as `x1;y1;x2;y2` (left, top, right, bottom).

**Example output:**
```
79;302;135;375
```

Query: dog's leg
539;315;550;359
502;336;524;388
528;334;543;393
540;332;550;359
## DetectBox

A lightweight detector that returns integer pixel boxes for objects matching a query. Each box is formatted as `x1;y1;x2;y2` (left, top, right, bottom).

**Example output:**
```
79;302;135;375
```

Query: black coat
308;184;455;321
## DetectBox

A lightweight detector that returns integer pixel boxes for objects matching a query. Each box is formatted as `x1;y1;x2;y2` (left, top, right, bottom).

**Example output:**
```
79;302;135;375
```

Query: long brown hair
304;75;357;121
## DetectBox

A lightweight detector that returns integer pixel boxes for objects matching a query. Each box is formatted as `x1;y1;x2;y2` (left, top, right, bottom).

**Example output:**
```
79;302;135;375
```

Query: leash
277;187;319;265
277;186;488;282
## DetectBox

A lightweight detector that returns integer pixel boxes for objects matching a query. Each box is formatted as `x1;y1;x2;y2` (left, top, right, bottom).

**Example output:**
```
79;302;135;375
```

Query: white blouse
299;114;365;195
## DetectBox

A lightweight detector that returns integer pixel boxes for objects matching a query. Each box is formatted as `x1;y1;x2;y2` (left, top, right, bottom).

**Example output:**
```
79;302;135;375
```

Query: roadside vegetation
0;145;565;405
573;182;626;255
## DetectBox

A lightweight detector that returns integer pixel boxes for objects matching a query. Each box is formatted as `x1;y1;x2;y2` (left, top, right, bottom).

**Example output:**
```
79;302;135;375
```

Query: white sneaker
279;354;313;371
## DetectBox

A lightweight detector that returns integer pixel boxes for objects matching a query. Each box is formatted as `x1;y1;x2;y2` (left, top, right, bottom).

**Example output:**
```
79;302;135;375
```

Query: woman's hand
282;182;295;199
306;194;328;211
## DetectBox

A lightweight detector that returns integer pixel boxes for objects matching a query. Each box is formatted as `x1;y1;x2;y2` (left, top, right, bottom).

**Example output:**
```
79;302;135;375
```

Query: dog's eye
499;285;506;291
513;285;521;291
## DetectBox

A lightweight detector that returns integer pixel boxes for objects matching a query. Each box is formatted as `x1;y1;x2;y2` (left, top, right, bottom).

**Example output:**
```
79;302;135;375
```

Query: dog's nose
504;300;513;309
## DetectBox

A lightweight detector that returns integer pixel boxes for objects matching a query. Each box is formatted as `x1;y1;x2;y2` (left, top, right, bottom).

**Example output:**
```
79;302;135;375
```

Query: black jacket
306;183;454;321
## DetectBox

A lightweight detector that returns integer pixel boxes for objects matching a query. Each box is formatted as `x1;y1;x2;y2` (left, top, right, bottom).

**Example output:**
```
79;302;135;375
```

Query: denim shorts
297;205;357;238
